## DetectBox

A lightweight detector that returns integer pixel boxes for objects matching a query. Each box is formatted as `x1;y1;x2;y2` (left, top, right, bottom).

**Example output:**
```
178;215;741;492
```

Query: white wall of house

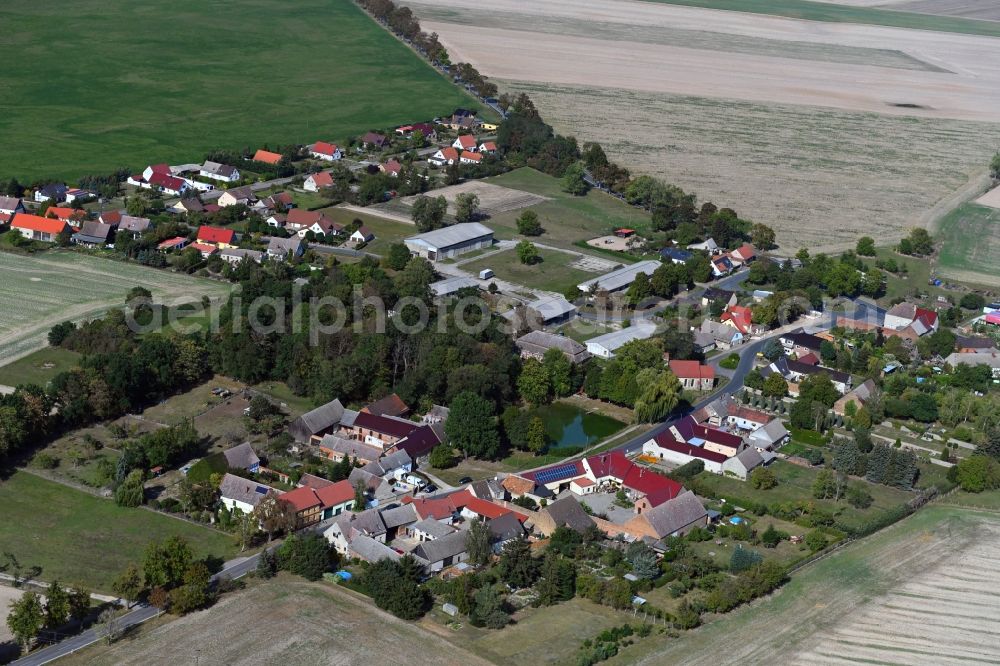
641;440;724;474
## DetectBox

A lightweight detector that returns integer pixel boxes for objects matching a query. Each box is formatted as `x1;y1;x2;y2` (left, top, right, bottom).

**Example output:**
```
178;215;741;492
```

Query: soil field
412;0;1000;269
975;183;1000;209
394;181;549;217
619;505;1000;665
0;0;478;182
865;0;1000;22
935;202;1000;287
0;251;231;364
60;577;491;666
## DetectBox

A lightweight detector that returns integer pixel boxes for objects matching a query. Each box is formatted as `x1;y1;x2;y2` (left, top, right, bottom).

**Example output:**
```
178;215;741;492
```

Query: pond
533;402;626;451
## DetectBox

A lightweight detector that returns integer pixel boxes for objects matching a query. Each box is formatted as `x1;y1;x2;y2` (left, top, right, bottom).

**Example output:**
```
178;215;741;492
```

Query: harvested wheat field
617;506;1000;665
62;578;489;666
410;0;1000;255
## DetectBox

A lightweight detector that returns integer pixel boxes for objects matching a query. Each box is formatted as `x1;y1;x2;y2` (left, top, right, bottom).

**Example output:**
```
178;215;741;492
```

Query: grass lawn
316;206;416;257
935;202;1000;287
462;247;597;294
482;168;653;254
0;471;236;591
642;0;1000;37
0;0;481;182
692;460;913;531
941;488;1000;510
0;346;81;387
252;381;317;418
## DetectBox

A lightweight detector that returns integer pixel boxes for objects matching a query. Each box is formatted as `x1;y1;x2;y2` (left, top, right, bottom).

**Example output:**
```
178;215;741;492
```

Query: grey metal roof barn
515;330;591;364
289;398;345;442
577;259;661;293
404;222;494;260
430;275;479;297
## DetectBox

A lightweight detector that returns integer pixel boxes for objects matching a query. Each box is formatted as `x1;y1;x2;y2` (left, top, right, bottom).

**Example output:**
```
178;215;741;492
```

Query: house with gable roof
309;141;343;161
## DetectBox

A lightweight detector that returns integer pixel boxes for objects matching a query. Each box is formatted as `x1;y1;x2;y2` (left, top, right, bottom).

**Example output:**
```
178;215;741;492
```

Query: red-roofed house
796;352;819;366
580;451;683;508
280;486;324;527
46;207;86;224
315;479;357;518
380;159;403;177
452;135;477;151
395;123;437;140
404;489;473;521
142;164;171;181
190;242;218;258
253;149;283;165
310;141;343;161
729;243;757;265
721;305;753;335
304;171;334;192
459;151;482;164
196;225;237;248
478;141;497;154
669;360;716;390
642;433;728;474
428;147;459;166
11;214;69;242
98;210;123;225
147;172;189;196
157;236;190;251
345;412;418;450
461;496;515;522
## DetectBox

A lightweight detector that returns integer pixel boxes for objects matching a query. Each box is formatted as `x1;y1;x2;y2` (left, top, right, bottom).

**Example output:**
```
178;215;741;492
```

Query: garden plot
396;181;548;216
568;253;619;273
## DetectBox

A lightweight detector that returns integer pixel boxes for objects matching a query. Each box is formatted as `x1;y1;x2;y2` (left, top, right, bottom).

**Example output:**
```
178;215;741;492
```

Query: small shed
442;603;459;617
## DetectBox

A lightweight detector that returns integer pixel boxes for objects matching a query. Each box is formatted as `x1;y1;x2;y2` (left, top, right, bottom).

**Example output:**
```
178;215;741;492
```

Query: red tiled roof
197;225;236;245
461;151;482;163
253;149;283;165
352;412;418;439
157;236;188;250
315;479;355;507
915;307;938;328
382;159;402;174
190;242;217;255
404;489;472;520
439;147;459;161
147;163;170;175
479;141;497;151
12;213;68;235
796;352;819;366
722;305;753;334
734;243;756;260
148;172;186;191
99;210;122;224
668;360;715;381
280;486;322;512
692;422;743;448
312;141;339;157
464;496;511;520
456;135;476;149
308;171;334;188
363;393;409;417
46;207;85;221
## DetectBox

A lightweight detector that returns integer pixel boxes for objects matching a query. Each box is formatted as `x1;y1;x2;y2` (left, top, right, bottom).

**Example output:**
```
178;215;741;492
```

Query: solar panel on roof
534;464;578;484
255;486;269;494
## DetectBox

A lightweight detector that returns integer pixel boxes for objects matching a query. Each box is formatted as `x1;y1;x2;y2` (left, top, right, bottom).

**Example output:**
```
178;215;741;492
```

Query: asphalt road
13;552;264;666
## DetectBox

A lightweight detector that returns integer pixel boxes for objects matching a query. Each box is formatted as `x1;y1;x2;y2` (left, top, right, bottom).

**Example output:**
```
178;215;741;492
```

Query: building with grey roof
585;322;658;359
320;434;381;464
349;534;400;563
536;496;595;535
487;513;525;547
721;448;765;480
631;490;707;539
411;518;458;540
404;222;494;260
222;442;260;472
747;419;789;451
380;504;419;530
219;473;274;514
516;330;591;364
219;248;263;265
524;295;577;324
430;275;479;297
363;449;412;479
945;351;1000;378
265;235;305;261
289;398;345;443
412;530;468;571
577;260;661;294
118;215;151;238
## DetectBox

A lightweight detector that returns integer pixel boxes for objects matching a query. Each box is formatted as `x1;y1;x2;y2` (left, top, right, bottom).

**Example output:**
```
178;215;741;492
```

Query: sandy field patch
397;181;548;216
586;236;639;253
0;585;22;645
975;184;1000;210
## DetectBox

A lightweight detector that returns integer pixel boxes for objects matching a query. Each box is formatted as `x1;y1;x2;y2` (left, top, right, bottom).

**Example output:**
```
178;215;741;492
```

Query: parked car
458;477;473;485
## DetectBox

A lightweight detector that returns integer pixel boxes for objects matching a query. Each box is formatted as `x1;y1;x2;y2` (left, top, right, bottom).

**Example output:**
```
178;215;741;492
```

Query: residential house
279;486;325;528
478;141;497;154
34;183;68;203
688;238;720;254
350;226;375;244
884;303;939;336
944;352;1000;379
252;149;283;165
487;513;525;551
71;221;114;247
701;288;738;310
172;198;204;215
833;379;877;416
670;416;744;458
395;123;437;140
196;225;237;248
585;323;658;359
310;141;343;161
721;448;767;480
695;319;744;352
660;247;693;264
303;171;334;192
459;151;482;165
219;248;263;264
711;255;734;277
669;360;715;390
289;398;347;444
532;497;595;536
266;235;305;261
404;222;494;260
764;357;852;395
623;491;708;539
729;243;757;265
118;215;151;239
219;473;274;514
11;214;69;242
346;412;418;450
746;419;789;451
200;161;241;183
147;172;189;197
257;191;294;213
217;186;256;208
413;531;469;573
361;132;389;149
380;160;403;177
515;330;591;364
157;236;190;252
285;209;342;238
222;442;260;473
721;305;754;336
45;207;86;225
190;242;218;258
266;213;286;228
362;449;413;483
577;260;661;294
388;423;445;461
0;197;25;215
780;331;825;357
319;434;382;465
64;188;94;204
452;135;477;152
427;147;459;167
